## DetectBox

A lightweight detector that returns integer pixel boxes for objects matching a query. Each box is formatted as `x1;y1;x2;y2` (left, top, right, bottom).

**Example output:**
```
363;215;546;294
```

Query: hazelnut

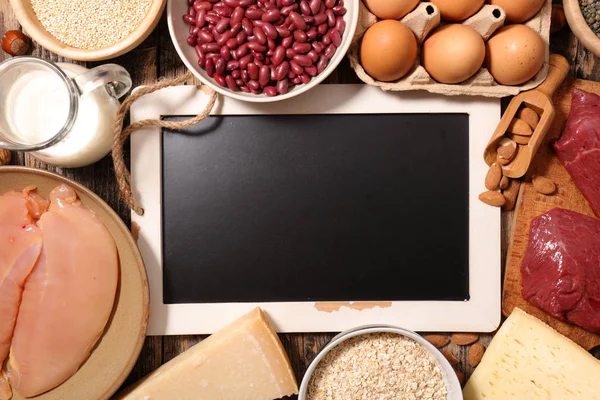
2;30;30;57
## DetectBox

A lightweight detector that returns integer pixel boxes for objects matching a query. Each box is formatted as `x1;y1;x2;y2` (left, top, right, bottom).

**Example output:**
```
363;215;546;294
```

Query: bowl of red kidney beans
168;0;358;102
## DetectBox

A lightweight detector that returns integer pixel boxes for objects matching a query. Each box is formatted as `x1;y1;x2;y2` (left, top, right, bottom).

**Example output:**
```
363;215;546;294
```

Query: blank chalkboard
162;114;469;304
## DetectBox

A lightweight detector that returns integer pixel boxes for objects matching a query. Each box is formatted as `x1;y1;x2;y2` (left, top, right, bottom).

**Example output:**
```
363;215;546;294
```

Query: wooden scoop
484;54;571;178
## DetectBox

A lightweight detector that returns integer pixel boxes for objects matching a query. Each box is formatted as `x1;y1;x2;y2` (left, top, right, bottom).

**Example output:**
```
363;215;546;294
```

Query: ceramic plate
0;166;149;400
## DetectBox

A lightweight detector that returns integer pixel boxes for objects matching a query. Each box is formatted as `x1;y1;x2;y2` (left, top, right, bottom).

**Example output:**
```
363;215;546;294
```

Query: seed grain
307;333;447;400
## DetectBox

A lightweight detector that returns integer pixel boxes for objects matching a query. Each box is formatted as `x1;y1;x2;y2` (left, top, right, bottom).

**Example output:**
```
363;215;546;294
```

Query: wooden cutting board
502;77;600;351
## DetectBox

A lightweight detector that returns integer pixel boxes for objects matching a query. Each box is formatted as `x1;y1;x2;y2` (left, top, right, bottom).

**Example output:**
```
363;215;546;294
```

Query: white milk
3;63;119;168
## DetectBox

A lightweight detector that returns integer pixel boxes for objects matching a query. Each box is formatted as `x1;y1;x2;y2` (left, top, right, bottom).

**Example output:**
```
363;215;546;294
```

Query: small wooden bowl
10;0;166;61
564;0;600;58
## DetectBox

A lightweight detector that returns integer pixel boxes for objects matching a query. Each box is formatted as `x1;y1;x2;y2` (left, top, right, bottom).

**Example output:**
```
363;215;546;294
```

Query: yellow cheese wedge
463;308;600;400
120;308;298;400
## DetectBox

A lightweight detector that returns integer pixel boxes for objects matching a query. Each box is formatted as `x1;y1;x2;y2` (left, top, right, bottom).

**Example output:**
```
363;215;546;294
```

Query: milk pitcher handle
72;64;132;99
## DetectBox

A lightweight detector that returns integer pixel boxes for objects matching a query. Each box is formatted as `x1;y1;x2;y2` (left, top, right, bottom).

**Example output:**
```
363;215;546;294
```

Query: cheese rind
463;308;600;400
120;308;298;400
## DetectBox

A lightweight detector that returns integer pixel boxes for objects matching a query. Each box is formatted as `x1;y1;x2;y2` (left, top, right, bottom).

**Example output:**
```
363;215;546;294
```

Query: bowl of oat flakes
10;0;166;61
299;326;462;400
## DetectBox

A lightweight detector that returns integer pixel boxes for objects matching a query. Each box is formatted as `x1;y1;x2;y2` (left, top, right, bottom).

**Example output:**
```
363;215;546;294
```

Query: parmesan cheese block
120;308;298;400
463;308;600;400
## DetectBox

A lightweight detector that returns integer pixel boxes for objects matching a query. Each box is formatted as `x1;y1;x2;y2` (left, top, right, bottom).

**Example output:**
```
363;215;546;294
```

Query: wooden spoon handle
535;54;571;98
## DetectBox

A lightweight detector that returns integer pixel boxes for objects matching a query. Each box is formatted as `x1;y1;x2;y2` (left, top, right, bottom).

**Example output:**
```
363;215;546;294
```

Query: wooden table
1;0;597;397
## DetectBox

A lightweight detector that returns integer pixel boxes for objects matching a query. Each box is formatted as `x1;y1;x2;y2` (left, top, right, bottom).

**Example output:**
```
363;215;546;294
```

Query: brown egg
422;24;485;84
360;20;418;82
363;0;420;20
488;0;545;23
430;0;484;22
486;25;545;86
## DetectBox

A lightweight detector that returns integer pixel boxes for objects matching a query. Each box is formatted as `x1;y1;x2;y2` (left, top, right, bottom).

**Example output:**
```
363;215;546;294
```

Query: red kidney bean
230;23;242;35
300;0;311;15
309;0;321;15
290;60;303;74
246;8;264;19
303;16;314;25
275;61;289;80
270;65;277;81
194;1;213;11
235;78;244;86
313;13;327;25
293;54;312;66
326;9;335;27
267;38;276;50
201;42;221;53
300;73;311;84
318;23;328;35
307;49;318;62
215;58;226;75
190;25;201;35
324;43;336;59
184;14;196;25
239;53;253;68
290;12;306;30
325;0;335;8
220;45;231;60
240;0;255;6
216;17;230;33
282;36;293;48
282;0;294;5
311;42;322;53
288;71;296;79
227;60;239;70
285;48;296;58
225;75;238;90
198;54;207;67
276;78;289;94
232;69;241;79
322;34;331;44
242;18;253;35
329;28;341;47
281;4;298;15
316;55;328;73
205;14;220;24
262;9;280;22
235;43;249;57
223;0;240;7
335;16;345;35
248;62;259;80
292;76;301;84
206;52;220;63
214;74;226;87
217;30;234;46
189;7;197;18
258;22;278;39
188;0;194;5
214;4;234;17
242;69;250;82
236;31;247;44
272;45;285;66
275;25;290;37
231;6;245;25
332;5;346;15
248;42;267;52
248;80;260;90
264;86;278;96
263;1;277;10
306;28;317;40
187;36;197;46
305;65;317;76
240;85;250;92
253;26;267;43
293;30;307;42
259;65;271;85
253;54;265;63
293;42;311;53
195;44;203;57
205;58;215;76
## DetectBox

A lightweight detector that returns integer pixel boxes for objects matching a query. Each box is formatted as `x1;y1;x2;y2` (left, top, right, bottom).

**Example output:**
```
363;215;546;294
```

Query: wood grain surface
502;77;600;351
0;1;598;398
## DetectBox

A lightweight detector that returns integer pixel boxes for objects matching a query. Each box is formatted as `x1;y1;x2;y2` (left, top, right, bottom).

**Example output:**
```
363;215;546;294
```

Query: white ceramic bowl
167;0;359;102
298;325;463;400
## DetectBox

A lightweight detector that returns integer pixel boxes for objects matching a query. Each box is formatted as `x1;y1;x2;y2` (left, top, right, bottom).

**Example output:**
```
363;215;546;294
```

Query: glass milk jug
0;56;132;168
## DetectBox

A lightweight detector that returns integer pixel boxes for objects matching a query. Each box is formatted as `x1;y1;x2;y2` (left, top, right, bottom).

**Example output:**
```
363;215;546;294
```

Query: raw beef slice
521;208;600;333
554;89;600;217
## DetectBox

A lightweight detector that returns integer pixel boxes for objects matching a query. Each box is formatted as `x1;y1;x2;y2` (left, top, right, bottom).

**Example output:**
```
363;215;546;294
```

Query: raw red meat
521;208;600;333
554;89;600;217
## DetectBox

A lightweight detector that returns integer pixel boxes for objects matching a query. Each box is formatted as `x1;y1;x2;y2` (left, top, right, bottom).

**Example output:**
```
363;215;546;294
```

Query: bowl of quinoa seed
10;0;166;61
299;326;462;400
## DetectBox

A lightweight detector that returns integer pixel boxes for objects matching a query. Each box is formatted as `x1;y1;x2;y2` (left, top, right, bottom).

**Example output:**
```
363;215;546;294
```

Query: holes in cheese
119;308;298;400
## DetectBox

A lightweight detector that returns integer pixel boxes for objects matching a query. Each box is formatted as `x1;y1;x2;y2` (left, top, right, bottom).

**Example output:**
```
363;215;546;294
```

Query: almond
517;107;540;130
502;179;521;211
497;138;518;164
507;118;533;136
479;190;506;207
511;134;531;145
485;163;502;190
532;176;556;195
469;343;486;367
452;333;479;346
425;334;450;348
0;149;10;166
455;369;465;387
499;176;510;190
443;349;460;366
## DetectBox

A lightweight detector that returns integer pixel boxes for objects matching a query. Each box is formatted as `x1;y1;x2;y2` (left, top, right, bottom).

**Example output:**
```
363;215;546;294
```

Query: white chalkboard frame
131;84;501;335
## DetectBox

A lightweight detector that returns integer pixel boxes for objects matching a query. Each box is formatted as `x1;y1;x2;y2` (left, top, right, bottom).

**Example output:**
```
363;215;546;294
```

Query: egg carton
348;0;552;97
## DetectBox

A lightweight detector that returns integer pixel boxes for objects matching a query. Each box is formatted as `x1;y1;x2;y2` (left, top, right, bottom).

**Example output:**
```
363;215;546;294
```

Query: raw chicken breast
0;188;47;400
7;184;119;398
